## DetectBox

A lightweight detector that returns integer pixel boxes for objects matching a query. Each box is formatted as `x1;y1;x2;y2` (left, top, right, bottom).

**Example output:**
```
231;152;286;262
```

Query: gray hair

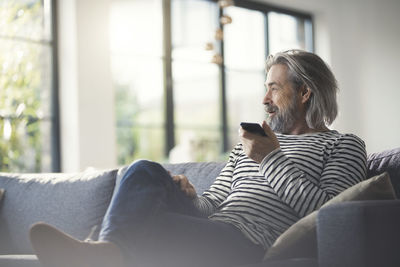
265;50;338;129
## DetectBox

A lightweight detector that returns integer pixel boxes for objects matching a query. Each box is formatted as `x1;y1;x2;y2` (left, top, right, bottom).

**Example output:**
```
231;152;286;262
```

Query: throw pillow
264;172;396;260
0;168;118;254
367;147;400;197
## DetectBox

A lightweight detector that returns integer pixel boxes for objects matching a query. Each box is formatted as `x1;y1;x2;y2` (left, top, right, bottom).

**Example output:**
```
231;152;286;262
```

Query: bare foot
30;223;124;267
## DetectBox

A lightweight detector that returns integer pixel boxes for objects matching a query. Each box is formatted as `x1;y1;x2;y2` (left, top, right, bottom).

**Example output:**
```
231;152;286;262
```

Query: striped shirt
194;130;367;249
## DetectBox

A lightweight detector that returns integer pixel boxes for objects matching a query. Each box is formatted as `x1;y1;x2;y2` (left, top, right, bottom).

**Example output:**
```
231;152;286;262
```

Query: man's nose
263;90;272;105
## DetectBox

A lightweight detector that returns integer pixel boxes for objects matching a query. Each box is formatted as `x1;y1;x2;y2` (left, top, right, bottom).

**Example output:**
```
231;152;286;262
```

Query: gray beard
266;98;299;134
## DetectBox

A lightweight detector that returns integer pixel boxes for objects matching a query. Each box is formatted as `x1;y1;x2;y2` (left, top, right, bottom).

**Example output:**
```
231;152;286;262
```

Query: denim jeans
99;160;264;267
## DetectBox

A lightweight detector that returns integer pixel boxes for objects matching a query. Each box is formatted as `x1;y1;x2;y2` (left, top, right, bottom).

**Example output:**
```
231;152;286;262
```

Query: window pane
0;0;52;42
109;0;163;57
113;58;164;125
268;12;311;54
172;61;220;162
171;0;218;62
117;127;164;165
224;6;266;70
0;117;52;172
173;62;219;127
113;57;165;164
172;128;221;162
171;0;221;162
0;0;54;172
0;39;53;117
110;0;165;164
226;70;266;146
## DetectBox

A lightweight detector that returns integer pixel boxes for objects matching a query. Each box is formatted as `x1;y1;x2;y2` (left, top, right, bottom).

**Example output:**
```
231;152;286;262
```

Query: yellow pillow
264;172;396;260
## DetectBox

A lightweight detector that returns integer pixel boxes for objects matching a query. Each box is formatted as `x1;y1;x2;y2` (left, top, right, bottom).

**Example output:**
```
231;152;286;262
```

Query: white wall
259;0;400;154
57;0;117;171
57;0;400;171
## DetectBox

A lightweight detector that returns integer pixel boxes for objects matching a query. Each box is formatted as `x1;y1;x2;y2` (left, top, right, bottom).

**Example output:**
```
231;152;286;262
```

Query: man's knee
121;160;169;185
129;160;164;173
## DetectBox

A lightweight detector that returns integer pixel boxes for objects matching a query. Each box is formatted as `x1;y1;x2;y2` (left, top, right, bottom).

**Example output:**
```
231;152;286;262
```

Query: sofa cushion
0;169;118;254
264;172;396;261
367;147;400;197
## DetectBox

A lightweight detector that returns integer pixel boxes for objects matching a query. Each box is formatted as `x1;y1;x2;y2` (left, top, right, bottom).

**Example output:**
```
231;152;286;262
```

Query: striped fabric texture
194;130;367;249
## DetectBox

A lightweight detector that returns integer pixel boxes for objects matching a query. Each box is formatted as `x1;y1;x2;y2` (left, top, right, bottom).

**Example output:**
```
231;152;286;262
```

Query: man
30;50;367;267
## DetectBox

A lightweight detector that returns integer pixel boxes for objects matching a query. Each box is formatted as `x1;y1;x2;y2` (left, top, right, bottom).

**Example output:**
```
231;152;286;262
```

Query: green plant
0;1;47;172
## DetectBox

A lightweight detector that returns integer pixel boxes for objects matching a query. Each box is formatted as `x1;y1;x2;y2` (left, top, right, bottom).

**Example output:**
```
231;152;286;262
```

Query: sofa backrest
367;147;400;198
0;169;117;254
163;162;226;193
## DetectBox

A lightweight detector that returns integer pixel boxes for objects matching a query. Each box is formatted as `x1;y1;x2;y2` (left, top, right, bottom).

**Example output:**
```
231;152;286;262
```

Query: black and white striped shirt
195;130;367;249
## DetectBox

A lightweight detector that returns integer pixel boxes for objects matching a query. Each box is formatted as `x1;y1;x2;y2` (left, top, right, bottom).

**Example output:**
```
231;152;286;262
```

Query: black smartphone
240;122;267;137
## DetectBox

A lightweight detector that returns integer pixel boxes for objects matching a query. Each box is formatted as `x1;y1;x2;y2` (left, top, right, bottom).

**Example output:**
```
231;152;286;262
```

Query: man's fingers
172;174;188;186
180;177;189;190
171;175;179;183
170;174;196;198
262;120;274;136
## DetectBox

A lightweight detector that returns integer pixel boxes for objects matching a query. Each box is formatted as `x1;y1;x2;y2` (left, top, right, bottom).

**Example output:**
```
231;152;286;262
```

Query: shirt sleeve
193;145;240;217
259;133;367;218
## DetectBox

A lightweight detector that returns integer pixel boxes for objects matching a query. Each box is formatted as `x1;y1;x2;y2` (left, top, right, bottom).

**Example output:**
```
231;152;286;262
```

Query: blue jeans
99;160;264;267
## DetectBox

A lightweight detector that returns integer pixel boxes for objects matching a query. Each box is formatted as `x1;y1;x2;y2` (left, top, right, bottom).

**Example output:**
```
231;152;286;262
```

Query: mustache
264;103;279;113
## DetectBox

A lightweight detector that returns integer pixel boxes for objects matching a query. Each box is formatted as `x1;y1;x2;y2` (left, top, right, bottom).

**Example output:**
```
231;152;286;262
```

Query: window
110;0;165;165
111;0;313;164
0;0;59;172
171;0;221;162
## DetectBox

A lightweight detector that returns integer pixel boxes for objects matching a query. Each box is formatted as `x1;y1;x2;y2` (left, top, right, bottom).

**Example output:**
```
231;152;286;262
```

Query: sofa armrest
317;200;400;267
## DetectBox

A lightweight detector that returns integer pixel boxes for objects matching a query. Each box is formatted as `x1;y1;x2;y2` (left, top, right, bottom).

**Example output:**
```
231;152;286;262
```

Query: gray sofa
0;147;399;267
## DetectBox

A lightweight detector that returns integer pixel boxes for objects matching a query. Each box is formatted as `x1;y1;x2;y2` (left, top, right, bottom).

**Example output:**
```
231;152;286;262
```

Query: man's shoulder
331;131;366;148
276;130;366;150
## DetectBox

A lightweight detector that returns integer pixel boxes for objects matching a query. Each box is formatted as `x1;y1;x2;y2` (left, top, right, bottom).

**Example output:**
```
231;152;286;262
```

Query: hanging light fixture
205;42;214;51
211;53;223;65
214;28;223;41
220;15;232;25
218;0;234;8
205;0;235;65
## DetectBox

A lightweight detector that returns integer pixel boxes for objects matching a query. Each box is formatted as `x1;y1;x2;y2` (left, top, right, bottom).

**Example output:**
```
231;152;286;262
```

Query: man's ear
301;85;312;104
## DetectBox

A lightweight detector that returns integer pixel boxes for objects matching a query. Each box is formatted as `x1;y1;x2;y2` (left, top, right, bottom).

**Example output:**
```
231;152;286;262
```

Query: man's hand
170;173;197;199
239;121;280;163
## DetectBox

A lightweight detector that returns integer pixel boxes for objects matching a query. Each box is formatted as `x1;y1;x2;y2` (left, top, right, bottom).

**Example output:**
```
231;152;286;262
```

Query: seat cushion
0;254;41;267
241;258;318;267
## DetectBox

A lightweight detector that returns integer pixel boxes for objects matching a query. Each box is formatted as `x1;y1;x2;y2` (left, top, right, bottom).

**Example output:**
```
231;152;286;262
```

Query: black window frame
51;0;61;172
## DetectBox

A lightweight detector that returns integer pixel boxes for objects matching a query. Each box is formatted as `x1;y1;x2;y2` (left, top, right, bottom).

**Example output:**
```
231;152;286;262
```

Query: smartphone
240;122;267;137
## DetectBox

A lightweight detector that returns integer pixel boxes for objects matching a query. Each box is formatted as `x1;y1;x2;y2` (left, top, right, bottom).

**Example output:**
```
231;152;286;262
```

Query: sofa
0;147;399;267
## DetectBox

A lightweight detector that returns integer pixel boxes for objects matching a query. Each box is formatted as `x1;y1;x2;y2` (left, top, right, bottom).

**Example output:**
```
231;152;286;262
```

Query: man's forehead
265;81;283;87
265;64;289;87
